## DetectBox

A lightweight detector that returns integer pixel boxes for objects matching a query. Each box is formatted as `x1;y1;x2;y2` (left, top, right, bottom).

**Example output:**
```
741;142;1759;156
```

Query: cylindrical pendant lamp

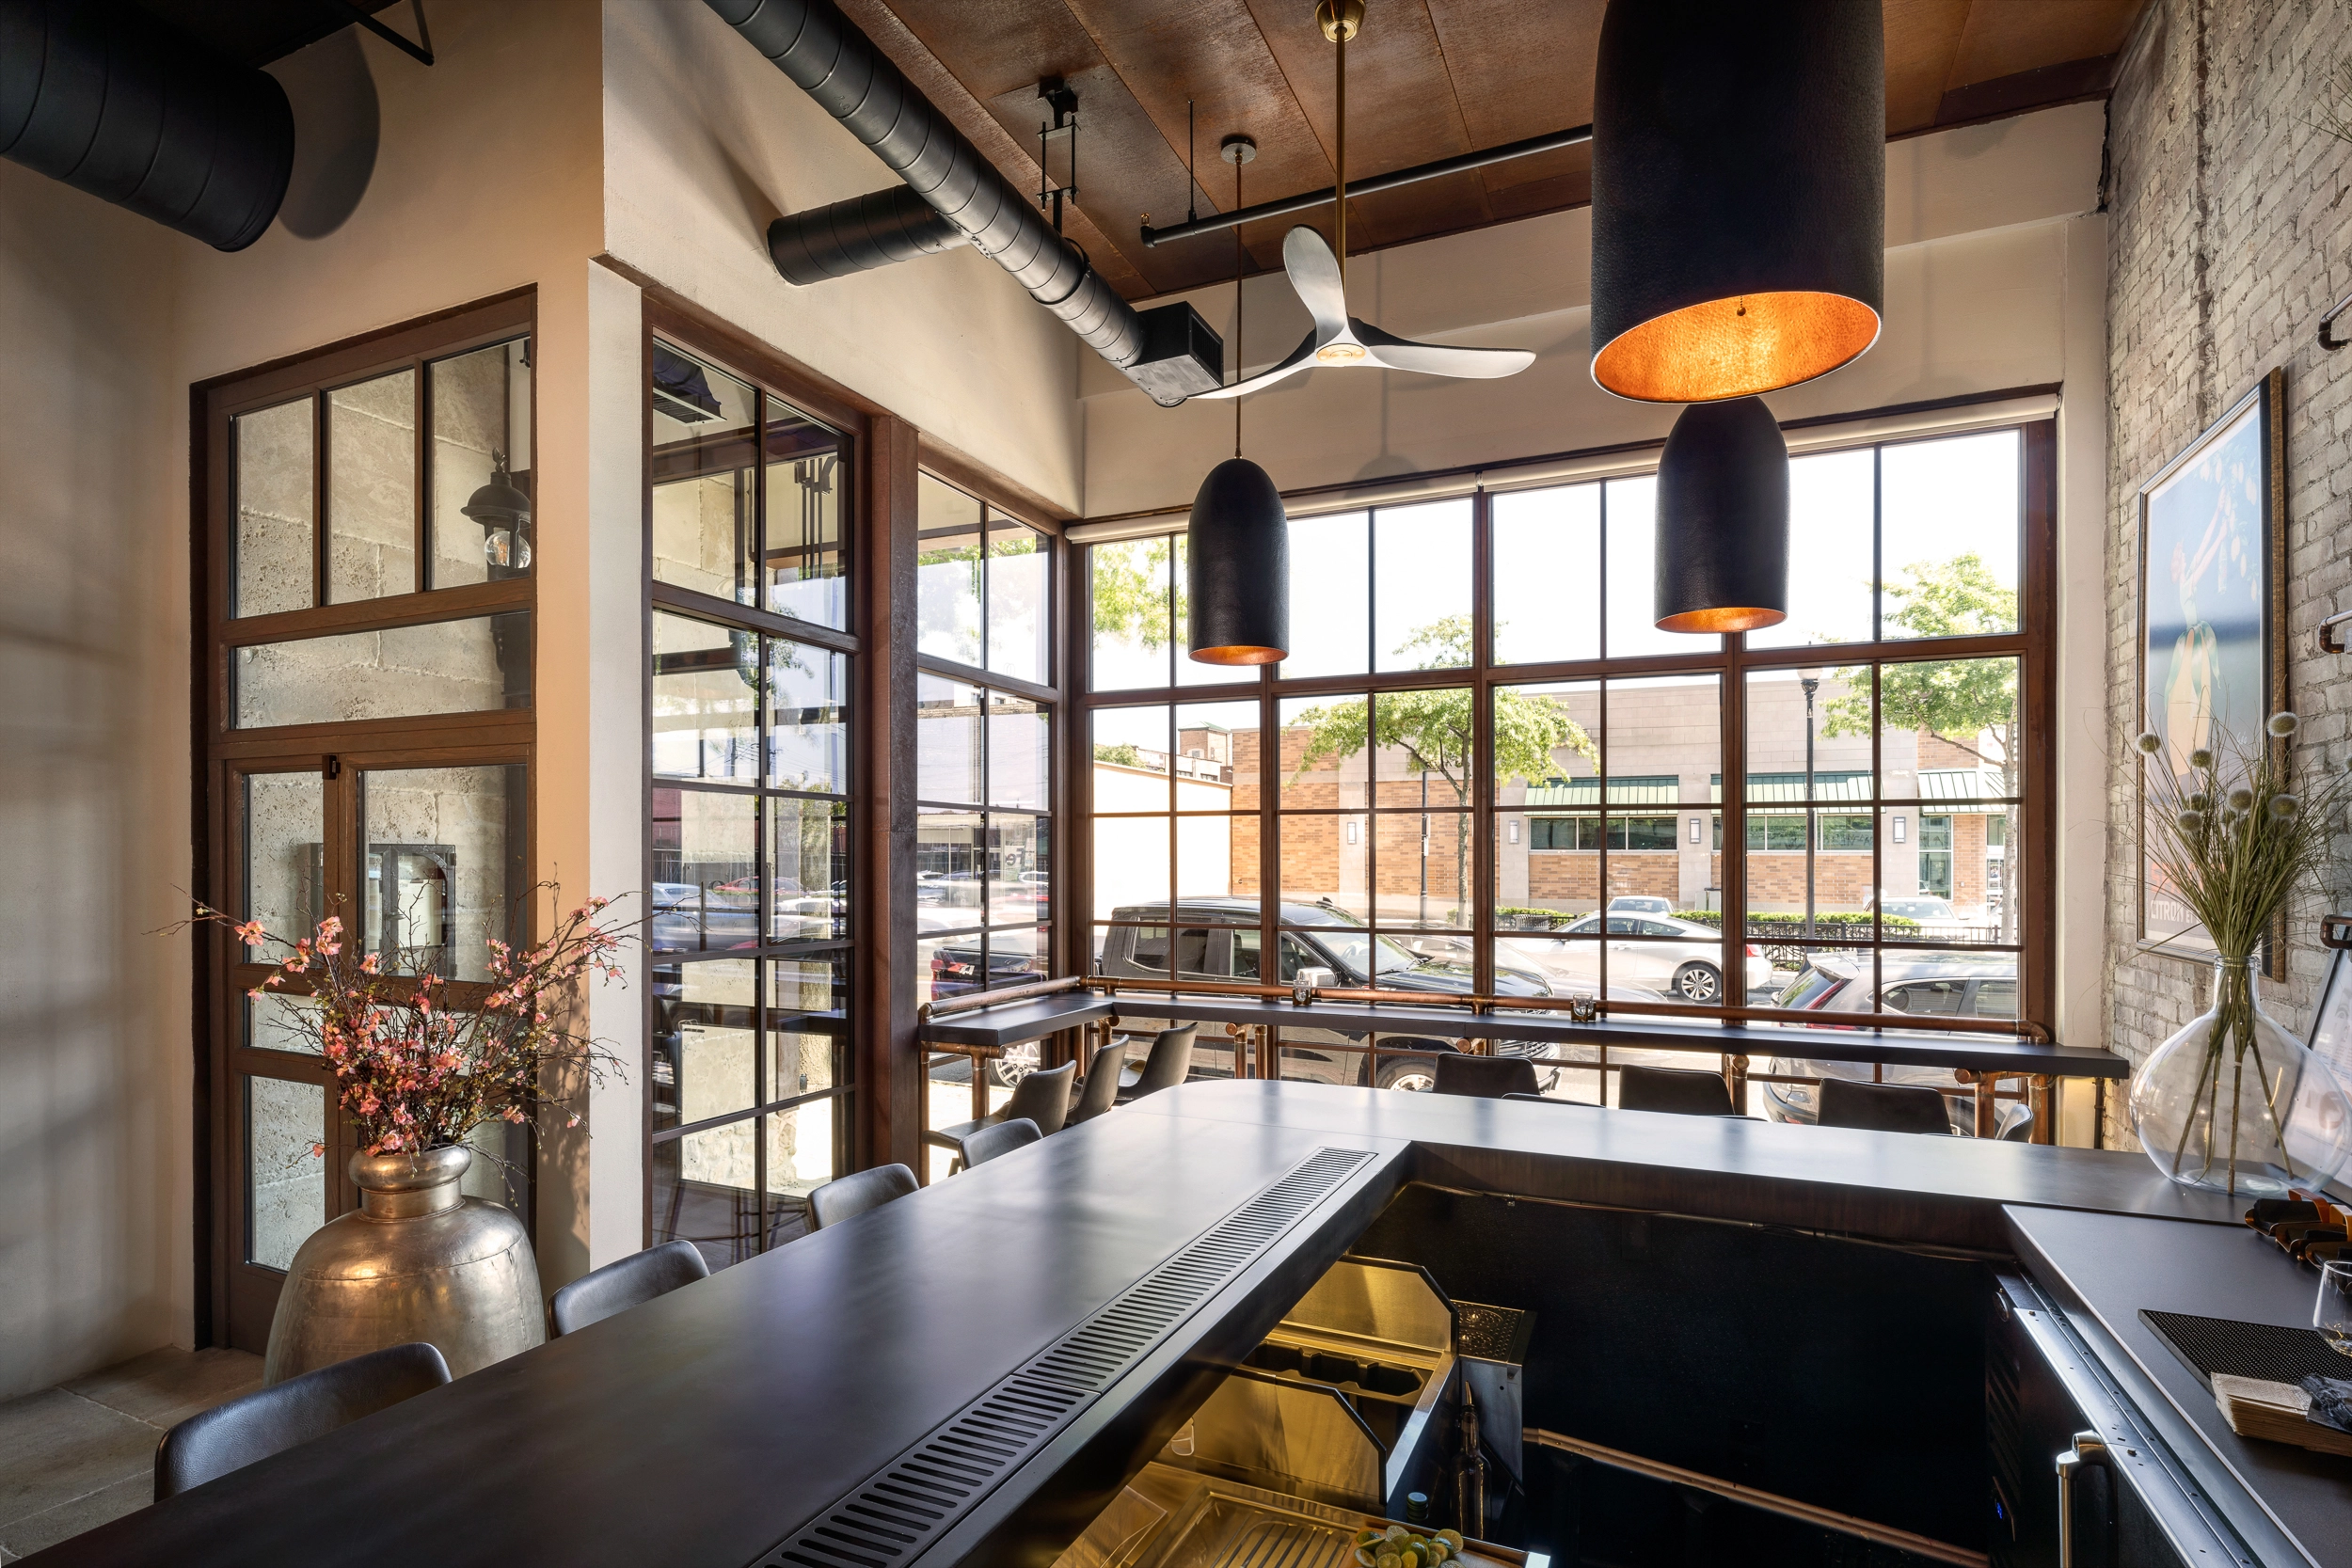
1654;397;1788;633
1590;0;1885;403
1187;457;1288;664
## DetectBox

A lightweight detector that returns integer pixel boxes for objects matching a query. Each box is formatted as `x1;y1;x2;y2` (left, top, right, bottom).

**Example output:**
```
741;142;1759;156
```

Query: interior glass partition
914;471;1057;1178
645;339;855;1268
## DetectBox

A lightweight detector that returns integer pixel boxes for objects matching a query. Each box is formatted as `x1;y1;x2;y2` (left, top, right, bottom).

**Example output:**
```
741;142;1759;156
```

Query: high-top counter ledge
31;1083;2287;1568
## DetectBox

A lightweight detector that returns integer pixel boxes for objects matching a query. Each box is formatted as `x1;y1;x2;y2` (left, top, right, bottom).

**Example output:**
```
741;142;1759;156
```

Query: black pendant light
1187;129;1287;666
1654;397;1788;633
1590;0;1884;404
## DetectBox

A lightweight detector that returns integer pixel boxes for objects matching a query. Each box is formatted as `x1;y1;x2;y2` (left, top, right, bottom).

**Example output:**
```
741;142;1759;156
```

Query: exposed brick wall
1528;852;1680;902
2105;0;2352;1146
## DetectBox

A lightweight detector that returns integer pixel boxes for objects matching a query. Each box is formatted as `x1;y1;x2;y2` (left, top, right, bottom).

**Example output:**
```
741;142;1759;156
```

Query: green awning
1918;767;2008;800
1708;771;1873;803
1523;774;1679;811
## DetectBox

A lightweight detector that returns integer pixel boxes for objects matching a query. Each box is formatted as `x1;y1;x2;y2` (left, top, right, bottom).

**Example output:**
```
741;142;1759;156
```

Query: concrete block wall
2104;0;2352;1143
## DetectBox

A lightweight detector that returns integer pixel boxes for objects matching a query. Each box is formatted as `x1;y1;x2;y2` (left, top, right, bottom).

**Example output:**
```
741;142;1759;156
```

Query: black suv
1094;897;1562;1092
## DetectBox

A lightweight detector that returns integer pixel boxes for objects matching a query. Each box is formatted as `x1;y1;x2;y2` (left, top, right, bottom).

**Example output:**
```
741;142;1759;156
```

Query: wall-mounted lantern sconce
461;449;532;573
1893;815;1908;844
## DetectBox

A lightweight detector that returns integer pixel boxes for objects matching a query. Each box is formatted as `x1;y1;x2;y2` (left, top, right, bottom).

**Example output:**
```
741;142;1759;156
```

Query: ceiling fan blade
1190;327;1324;401
1281;225;1350;339
1353;319;1535;380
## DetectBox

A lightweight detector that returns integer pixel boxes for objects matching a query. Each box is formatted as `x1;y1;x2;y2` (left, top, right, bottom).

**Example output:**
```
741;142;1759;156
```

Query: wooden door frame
192;290;538;1350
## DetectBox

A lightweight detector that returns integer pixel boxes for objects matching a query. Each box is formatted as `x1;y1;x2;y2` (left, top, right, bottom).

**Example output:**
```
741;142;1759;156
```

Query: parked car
925;942;1051;1086
1093;897;1567;1092
1605;895;1673;915
649;879;759;951
1758;954;2030;1137
1541;913;1774;1004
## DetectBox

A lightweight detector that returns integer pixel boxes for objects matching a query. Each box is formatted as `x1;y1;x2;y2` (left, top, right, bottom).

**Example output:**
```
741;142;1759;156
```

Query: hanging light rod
1140;123;1592;247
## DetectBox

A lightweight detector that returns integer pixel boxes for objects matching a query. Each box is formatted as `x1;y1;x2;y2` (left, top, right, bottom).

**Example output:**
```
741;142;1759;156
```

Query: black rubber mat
2140;1308;2352;1389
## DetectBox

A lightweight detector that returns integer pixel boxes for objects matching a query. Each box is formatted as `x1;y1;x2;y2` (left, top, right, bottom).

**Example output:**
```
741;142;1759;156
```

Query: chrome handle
2056;1431;2108;1568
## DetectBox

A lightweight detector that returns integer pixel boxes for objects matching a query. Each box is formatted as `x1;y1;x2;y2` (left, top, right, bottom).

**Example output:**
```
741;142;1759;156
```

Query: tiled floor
0;1347;262;1561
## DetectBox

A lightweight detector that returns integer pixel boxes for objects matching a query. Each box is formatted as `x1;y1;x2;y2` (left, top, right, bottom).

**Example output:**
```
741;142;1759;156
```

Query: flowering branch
183;888;634;1159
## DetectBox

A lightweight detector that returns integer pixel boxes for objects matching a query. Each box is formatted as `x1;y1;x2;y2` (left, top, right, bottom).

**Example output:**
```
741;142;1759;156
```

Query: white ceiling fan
1194;2;1535;403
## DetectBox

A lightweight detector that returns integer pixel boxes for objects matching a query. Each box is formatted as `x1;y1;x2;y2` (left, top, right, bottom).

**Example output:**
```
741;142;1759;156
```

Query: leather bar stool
1615;1064;1738;1117
959;1117;1042;1167
550;1239;711;1336
1065;1038;1128;1125
1432;1053;1541;1100
154;1342;451;1499
807;1164;918;1229
1115;1025;1198;1103
1816;1079;1955;1135
925;1060;1074;1172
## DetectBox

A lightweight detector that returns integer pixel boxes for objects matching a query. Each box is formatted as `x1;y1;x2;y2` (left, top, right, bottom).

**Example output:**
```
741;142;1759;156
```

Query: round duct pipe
0;0;294;252
769;182;967;285
701;0;1152;389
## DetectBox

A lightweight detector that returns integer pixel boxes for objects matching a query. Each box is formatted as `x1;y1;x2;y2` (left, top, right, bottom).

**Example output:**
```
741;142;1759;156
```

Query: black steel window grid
914;475;1057;1010
645;337;857;1261
1080;423;2043;1037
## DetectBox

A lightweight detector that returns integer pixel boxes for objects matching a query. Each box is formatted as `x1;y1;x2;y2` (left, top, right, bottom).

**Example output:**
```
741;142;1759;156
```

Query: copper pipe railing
917;974;1088;1021
1080;973;2052;1043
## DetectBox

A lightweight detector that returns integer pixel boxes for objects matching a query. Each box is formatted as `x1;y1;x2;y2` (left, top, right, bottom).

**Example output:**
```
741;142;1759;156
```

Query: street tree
1820;553;2019;939
1289;618;1597;923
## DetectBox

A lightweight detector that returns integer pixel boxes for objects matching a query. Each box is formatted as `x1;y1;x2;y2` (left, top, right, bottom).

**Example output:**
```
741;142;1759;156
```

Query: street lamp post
1799;667;1820;943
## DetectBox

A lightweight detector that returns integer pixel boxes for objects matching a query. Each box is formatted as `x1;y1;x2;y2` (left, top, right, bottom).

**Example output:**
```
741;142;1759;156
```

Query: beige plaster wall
598;0;1085;514
0;164;188;1399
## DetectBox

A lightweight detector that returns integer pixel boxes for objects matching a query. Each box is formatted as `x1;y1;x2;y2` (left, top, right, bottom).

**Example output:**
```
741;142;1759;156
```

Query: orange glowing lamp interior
1655;605;1787;635
1189;644;1287;665
1594;292;1881;403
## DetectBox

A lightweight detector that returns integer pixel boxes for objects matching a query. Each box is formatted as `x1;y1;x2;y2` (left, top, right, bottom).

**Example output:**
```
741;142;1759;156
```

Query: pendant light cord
1334;20;1346;287
1234;149;1244;459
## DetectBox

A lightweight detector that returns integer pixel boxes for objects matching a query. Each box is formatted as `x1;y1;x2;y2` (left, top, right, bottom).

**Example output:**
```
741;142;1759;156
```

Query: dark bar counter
32;1083;2295;1568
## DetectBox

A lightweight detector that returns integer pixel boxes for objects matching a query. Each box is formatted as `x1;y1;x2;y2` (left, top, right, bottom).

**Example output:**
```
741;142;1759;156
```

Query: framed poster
2136;368;2287;952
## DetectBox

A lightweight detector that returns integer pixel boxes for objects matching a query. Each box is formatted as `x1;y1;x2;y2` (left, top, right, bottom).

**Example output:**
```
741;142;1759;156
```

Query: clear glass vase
2129;957;2352;1196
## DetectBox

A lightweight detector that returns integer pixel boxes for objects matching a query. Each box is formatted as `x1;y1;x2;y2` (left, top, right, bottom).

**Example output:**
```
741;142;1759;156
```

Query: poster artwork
2138;380;2277;950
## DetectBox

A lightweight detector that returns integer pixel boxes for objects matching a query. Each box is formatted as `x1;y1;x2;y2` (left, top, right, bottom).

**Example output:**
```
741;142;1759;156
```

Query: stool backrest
807;1163;918;1229
1130;1024;1198;1097
550;1239;711;1336
1615;1064;1736;1117
962;1117;1042;1167
1070;1039;1127;1122
154;1341;451;1500
1000;1061;1076;1135
1432;1053;1540;1100
1817;1079;1954;1135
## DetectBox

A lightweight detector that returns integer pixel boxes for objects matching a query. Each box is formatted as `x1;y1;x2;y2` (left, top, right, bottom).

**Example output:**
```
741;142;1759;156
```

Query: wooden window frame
1067;413;2058;1042
640;318;863;1259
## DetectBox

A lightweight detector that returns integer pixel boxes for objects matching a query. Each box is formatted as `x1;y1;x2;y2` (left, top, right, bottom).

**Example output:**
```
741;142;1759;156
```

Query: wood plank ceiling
837;0;2147;302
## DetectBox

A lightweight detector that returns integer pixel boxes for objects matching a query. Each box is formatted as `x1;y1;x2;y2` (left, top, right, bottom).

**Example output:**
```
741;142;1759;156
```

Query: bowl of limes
1352;1525;1465;1568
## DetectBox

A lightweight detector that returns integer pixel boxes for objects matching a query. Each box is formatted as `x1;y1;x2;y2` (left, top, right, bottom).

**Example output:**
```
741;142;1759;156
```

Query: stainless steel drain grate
753;1147;1379;1568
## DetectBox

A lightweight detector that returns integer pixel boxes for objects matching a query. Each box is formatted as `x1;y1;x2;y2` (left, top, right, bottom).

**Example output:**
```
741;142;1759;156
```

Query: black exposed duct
0;0;295;252
700;0;1219;406
768;182;965;285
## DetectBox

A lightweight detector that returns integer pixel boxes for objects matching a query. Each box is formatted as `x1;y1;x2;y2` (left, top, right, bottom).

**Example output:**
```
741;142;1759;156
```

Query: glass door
216;752;532;1351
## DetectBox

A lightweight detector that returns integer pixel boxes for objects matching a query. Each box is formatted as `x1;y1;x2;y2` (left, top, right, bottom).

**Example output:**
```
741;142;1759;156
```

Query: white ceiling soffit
1065;392;2058;542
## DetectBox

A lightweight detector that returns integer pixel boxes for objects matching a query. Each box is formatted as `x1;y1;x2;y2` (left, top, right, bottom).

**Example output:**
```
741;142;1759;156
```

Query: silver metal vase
262;1145;545;1384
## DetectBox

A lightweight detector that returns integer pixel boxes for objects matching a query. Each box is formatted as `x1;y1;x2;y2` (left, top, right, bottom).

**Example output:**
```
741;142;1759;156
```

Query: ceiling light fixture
1194;0;1534;400
1589;0;1885;403
1187;130;1287;666
1653;397;1788;634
